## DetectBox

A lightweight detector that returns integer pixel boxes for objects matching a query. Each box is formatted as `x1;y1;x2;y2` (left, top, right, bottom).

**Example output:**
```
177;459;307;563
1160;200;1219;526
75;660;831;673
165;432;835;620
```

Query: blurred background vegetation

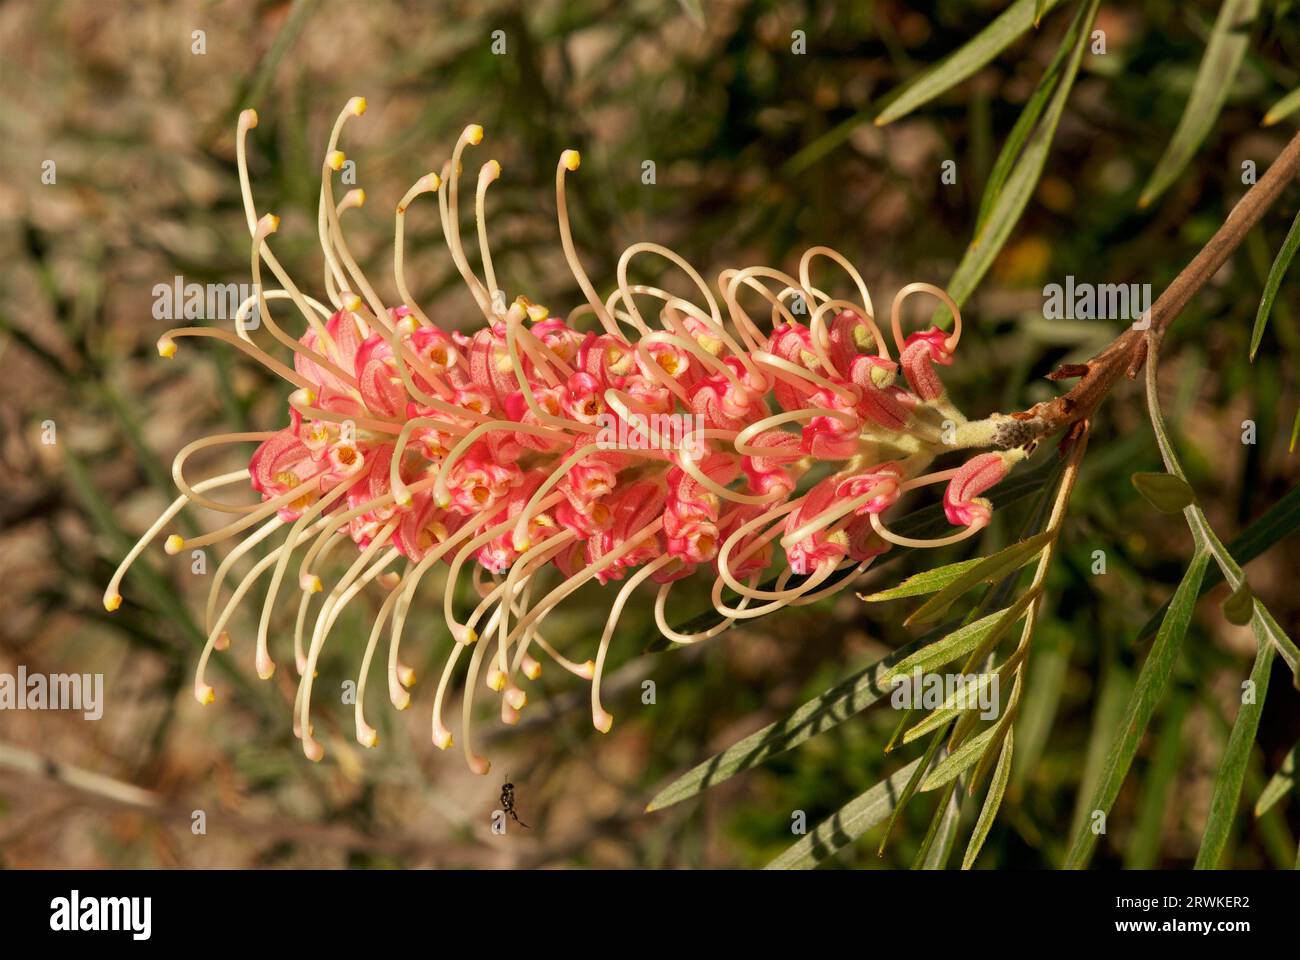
0;0;1297;869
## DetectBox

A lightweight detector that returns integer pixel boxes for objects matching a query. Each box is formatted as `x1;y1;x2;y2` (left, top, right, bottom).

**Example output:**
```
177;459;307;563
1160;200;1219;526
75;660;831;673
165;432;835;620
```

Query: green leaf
1133;486;1300;646
974;0;1093;239
913;780;961;868
1222;582;1255;626
901;672;1001;744
1243;602;1298;688
1131;471;1196;513
939;0;1098;323
887;605;1023;680
1145;352;1300;680
763;758;923;869
1063;552;1210;868
645;633;931;811
1195;638;1276;868
920;784;963;869
874;0;1065;126
1249;208;1300;361
878;729;948;854
1012;625;1072;789
859;556;987;602
920;725;999;791
893;597;1039;749
1137;0;1261;208
1262;85;1300;126
907;530;1051;624
1123;694;1190;869
962;729;1014;869
1255;739;1298;817
1067;660;1134;843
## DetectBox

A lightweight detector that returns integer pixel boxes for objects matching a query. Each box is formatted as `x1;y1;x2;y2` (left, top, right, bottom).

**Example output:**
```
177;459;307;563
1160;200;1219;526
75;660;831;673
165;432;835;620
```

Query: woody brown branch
985;130;1300;451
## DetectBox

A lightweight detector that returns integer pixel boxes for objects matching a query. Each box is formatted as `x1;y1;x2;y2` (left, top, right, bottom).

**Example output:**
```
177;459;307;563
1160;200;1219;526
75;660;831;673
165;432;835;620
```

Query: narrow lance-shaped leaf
974;0;1094;238
902;600;1039;736
1263;86;1300;127
1063;552;1211;868
1249;208;1300;361
874;0;1065;126
645;633;930;811
1011;627;1072;789
1067;661;1134;843
1124;694;1190;869
903;671;1000;744
886;605;1020;680
906;530;1051;624
1137;0;1260;208
937;0;1098;326
651;468;1062;812
1131;486;1300;646
859;556;987;602
962;729;1014;868
920;725;999;791
1195;638;1276;868
1145;339;1300;680
878;730;948;855
913;779;962;869
763;758;923;869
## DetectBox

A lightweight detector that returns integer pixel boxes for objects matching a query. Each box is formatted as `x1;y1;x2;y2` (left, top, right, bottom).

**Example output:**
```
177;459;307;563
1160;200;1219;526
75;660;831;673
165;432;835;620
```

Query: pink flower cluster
107;99;1024;772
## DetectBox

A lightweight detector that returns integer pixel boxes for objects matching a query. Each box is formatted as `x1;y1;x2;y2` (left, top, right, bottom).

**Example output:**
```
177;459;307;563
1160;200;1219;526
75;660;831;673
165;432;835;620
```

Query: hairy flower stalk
105;98;1022;771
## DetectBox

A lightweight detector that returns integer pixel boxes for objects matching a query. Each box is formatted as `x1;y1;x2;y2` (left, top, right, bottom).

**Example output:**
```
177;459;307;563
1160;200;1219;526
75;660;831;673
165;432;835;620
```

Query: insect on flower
104;97;1026;773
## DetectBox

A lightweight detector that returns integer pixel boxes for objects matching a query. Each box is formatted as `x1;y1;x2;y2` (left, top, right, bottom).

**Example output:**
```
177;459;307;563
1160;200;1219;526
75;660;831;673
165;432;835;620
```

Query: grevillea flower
104;98;1027;773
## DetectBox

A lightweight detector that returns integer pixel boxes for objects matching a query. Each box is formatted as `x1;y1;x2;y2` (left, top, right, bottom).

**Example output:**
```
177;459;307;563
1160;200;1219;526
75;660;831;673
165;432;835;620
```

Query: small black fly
501;776;530;829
